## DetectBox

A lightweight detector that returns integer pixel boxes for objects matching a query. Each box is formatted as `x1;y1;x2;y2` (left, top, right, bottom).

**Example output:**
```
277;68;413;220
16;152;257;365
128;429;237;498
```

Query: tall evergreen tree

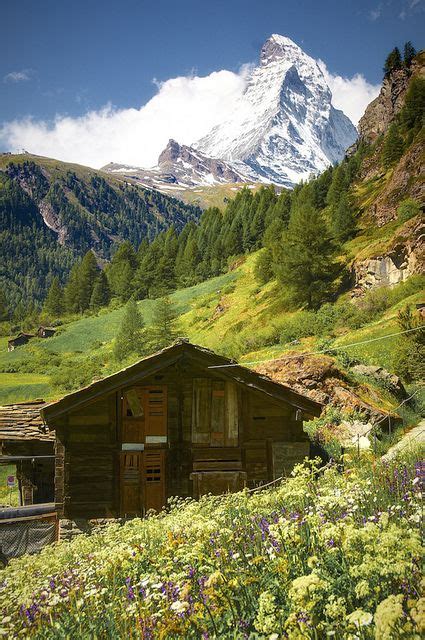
149;297;178;350
106;241;138;301
42;277;64;317
330;193;356;242
403;41;416;68
114;298;146;361
64;262;81;314
275;193;338;309
383;47;402;76
0;288;10;322
90;271;111;311
78;251;100;312
382;122;404;169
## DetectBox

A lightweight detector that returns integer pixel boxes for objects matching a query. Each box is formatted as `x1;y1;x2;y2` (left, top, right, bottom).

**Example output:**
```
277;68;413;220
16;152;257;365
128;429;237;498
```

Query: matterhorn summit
193;34;357;186
104;35;357;189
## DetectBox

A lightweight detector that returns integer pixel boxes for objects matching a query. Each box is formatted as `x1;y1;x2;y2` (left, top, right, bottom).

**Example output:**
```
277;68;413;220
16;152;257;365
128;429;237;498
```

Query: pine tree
382;122;404;169
383;47;402;76
331;193;356;242
326;164;348;210
42;277;64;317
149;297;178;350
106;241;138;301
275;193;338;309
114;298;146;361
64;262;81;314
403;41;416;68
400;77;425;132
78;251;100;312
90;271;111;311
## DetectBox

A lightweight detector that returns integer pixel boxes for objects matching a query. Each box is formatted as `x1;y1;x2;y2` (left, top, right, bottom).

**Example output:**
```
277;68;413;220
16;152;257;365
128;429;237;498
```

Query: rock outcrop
353;216;425;292
358;67;410;143
255;354;396;425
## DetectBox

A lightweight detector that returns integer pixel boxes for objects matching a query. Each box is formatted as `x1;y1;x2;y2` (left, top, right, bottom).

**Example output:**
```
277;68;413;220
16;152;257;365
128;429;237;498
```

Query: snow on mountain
194;35;357;187
102;139;252;190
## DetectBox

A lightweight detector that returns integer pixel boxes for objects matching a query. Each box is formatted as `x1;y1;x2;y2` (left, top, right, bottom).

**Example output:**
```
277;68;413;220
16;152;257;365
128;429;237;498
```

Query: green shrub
397;198;421;223
280;311;317;344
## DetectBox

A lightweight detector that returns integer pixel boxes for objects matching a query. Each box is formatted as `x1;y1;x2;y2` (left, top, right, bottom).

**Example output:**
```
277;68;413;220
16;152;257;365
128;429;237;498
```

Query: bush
397;198;421;223
280;311;317;344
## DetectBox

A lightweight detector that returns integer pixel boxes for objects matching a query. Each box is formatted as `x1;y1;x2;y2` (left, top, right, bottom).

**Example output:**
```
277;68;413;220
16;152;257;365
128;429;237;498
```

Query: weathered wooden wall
55;359;310;519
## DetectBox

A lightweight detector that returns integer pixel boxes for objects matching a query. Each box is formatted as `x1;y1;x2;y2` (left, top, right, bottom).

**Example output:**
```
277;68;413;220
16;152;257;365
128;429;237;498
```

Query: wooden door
143;450;166;513
120;451;142;515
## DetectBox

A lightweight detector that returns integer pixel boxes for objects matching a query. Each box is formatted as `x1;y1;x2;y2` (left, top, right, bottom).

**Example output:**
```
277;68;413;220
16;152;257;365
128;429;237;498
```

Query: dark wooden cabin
41;341;322;521
0;401;55;505
7;333;34;352
37;326;56;339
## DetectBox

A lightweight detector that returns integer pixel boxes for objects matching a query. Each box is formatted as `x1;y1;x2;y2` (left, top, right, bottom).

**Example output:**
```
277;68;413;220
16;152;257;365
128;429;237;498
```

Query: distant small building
7;333;34;352
37;326;56;339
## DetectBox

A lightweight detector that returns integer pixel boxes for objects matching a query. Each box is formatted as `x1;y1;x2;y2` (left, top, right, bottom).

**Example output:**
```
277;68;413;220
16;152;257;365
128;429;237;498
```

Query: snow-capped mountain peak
193;34;357;186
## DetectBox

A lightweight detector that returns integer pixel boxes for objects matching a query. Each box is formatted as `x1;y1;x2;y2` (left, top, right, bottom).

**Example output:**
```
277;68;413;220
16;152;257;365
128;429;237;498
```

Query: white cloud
369;3;382;20
0;69;249;168
1;57;380;167
317;60;381;125
3;69;33;83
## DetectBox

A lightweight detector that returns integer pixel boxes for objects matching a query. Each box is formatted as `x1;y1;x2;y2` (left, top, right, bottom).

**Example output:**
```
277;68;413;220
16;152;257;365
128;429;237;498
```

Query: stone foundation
59;518;126;541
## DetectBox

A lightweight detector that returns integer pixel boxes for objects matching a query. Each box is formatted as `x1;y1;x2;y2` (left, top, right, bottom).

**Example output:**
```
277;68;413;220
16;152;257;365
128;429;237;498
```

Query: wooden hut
7;333;34;352
0;401;55;505
41;341;322;522
36;326;56;339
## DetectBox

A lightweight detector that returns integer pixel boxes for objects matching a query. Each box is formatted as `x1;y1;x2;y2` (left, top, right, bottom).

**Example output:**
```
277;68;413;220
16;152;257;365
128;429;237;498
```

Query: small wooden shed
7;333;34;352
0;401;55;505
41;341;322;521
37;326;56;339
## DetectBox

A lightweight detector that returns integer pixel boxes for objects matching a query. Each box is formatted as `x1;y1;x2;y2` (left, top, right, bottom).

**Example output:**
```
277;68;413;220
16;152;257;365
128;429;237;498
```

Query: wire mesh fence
0;512;58;562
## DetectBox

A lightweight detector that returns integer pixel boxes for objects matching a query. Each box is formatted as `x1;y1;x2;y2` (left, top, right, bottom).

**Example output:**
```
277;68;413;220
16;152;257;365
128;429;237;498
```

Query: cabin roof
0;401;54;442
41;340;323;422
8;332;34;343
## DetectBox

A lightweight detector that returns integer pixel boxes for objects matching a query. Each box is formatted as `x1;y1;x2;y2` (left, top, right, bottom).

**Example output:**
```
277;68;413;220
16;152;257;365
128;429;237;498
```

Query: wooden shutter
225;382;239;446
144;387;167;439
192;379;211;444
120;451;142;515
143;450;166;512
211;380;225;446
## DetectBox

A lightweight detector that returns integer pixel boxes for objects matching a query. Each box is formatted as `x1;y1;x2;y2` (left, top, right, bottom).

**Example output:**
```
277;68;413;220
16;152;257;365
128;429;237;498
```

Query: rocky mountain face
358;68;411;143
104;35;357;190
103;139;252;191
350;53;425;294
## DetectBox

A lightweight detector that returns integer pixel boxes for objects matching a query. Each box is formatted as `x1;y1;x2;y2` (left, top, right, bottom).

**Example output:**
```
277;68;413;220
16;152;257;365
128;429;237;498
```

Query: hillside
0;153;200;307
1;449;423;638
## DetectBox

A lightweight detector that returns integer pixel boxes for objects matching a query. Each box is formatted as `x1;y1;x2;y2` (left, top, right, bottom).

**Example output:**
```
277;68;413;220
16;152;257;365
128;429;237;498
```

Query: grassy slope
0;250;421;407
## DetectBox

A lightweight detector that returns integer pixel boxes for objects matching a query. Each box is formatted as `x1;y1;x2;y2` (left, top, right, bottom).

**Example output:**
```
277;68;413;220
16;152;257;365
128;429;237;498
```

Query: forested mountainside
0;155;200;308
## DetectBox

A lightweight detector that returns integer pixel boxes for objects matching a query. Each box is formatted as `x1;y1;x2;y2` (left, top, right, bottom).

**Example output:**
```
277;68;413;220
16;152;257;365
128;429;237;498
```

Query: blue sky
1;0;423;166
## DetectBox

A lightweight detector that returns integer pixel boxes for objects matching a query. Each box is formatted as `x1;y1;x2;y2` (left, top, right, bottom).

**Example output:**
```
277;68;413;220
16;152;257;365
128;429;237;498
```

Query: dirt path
382;420;425;461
